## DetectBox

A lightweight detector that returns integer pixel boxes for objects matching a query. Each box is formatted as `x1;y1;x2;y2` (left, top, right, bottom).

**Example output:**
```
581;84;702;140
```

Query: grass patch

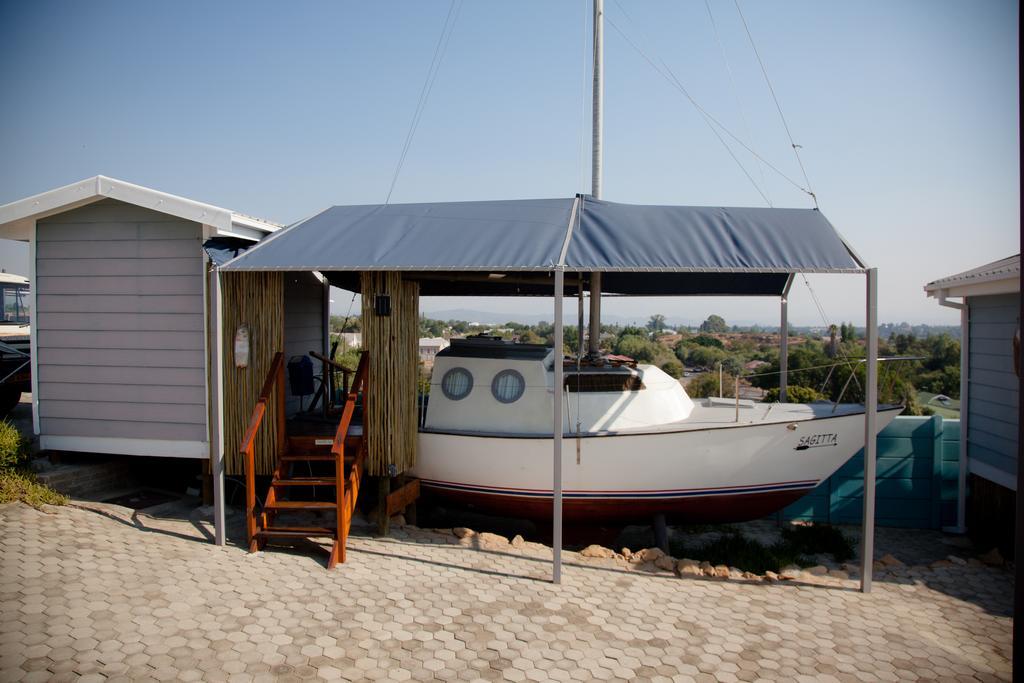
0;420;66;508
0;469;68;508
670;524;855;575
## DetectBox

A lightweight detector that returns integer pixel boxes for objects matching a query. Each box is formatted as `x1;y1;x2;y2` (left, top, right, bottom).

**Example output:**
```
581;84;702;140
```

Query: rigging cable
733;0;817;208
800;274;863;395
384;0;464;205
606;5;813;201
606;12;770;205
703;0;770;205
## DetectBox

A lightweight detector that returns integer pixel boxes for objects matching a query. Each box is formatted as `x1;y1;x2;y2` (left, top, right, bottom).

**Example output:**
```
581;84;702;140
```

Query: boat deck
421;400;902;438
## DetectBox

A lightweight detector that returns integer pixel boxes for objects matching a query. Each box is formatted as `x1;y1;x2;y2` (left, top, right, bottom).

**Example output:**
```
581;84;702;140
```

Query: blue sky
0;1;1018;326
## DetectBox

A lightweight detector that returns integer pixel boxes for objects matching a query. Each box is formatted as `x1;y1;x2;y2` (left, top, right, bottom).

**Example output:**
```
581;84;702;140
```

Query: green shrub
0;421;66;508
0;470;67;508
763;385;827;403
0;420;26;469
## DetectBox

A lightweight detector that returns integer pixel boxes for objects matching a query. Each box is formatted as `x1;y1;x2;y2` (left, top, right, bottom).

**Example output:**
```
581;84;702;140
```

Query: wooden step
264;500;337;511
287;435;362;451
257;525;336;538
280;453;335;462
271;477;336;486
280;452;355;464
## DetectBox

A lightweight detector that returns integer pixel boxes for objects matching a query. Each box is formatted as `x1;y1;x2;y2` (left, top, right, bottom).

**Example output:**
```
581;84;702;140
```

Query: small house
418;337;449;366
925;254;1019;548
0;176;329;460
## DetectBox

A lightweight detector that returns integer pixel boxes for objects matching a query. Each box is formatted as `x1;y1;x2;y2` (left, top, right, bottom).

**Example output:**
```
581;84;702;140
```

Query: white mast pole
587;0;604;355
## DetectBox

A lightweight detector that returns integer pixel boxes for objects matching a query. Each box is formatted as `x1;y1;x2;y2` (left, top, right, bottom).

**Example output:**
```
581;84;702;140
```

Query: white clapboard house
0;176;329;460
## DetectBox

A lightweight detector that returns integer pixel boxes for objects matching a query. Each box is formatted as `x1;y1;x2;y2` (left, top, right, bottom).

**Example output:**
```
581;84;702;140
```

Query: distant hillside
420;309;960;337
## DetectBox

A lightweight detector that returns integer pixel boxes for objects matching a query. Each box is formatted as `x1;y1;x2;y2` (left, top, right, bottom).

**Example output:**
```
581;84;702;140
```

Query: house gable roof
925;254;1020;299
0;175;280;242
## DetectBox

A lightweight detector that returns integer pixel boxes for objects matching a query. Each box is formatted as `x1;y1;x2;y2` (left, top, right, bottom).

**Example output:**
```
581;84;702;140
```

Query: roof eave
0;175;278;242
925;277;1020;299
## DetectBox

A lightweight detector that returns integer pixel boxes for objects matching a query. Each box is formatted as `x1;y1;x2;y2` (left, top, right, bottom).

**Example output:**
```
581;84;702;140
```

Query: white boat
412;336;901;523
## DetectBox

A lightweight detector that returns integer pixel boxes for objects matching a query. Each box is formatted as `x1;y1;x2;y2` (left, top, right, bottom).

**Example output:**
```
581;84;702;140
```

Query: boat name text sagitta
795;433;838;451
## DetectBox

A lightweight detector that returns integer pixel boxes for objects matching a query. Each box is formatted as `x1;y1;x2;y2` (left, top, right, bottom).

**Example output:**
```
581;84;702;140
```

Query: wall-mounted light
374;295;391;316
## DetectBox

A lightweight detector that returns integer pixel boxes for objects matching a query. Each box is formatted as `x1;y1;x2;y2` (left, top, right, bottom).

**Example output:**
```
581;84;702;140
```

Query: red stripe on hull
421;485;811;524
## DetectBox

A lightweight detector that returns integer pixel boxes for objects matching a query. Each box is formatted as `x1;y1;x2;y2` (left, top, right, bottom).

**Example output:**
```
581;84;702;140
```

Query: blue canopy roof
221;196;864;296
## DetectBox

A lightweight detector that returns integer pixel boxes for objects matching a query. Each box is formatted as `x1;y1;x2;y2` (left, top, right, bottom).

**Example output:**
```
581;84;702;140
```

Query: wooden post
244;441;256;551
377;476;391;536
201;474;214;506
330;434;345;569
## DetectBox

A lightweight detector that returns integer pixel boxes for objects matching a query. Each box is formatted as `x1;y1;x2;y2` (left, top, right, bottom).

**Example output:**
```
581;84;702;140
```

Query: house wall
35;198;208;458
283;272;325;416
966;292;1020;489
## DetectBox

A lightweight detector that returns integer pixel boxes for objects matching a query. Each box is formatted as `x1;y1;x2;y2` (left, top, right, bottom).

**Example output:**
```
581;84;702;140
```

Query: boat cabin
424;336;694;435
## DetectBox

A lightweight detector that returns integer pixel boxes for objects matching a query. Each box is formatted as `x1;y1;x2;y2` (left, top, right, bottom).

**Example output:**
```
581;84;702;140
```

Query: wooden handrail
240;352;286;456
311;350;354;400
240;351;285;550
329;350;368;568
310;350;352;374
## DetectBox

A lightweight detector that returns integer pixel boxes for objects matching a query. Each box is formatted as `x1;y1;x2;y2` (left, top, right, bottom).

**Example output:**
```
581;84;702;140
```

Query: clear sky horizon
1;1;1018;326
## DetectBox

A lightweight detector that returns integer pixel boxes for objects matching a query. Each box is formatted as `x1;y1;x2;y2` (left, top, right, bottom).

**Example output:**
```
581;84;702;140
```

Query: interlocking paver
0;500;1013;682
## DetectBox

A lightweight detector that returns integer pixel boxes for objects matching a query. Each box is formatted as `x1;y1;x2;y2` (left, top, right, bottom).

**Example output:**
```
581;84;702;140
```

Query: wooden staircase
241;351;368;568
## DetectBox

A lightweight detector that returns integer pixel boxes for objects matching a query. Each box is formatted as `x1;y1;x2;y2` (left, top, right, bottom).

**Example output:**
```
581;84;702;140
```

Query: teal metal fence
782;415;960;529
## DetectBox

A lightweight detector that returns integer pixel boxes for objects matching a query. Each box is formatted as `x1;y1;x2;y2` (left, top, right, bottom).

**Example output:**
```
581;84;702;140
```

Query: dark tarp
203;237;254;266
567;198;862;273
221;195;864;296
227;199;574;272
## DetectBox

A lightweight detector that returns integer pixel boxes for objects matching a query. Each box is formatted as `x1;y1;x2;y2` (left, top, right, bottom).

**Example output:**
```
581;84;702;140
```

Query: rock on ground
580;544;616;559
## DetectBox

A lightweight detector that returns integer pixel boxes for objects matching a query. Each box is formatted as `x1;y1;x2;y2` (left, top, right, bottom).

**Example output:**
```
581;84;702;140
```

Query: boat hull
412;407;902;524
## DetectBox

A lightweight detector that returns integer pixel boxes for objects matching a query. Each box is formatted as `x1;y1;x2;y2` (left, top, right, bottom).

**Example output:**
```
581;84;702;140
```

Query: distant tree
614;335;660;363
699;314;728;334
684;346;728;369
647;314;667;333
659;358;684;379
689;334;724;349
518;329;543;345
330;315;361;333
764;385;827;403
617;325;649;340
686;372;736;398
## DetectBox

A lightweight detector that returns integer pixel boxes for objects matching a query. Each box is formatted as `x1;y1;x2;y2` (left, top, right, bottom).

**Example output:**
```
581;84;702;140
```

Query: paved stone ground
0;500;1012;682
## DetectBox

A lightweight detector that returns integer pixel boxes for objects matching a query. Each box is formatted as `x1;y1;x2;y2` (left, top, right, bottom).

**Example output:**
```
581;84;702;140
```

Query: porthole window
491;369;526;404
441;367;473;400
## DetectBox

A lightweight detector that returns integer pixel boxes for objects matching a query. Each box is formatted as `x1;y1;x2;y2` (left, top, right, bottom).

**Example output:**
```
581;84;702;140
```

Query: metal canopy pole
859;268;878;592
211;268;226;546
552;267;565;584
780;274;794;402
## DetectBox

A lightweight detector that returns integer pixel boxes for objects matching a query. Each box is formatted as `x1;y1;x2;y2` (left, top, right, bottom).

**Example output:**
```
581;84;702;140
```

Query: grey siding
283;272;326;416
967;292;1020;483
36;199;208;447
